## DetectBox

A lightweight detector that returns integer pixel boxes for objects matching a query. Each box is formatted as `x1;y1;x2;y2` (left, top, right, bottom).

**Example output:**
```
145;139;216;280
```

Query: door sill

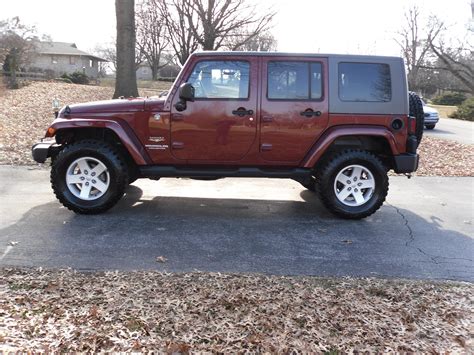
139;165;311;179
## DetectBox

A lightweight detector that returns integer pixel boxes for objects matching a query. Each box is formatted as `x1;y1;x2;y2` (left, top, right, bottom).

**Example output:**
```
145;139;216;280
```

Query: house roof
36;41;107;61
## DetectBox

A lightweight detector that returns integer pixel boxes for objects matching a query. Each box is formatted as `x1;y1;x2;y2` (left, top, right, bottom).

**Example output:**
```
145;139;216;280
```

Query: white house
30;41;106;78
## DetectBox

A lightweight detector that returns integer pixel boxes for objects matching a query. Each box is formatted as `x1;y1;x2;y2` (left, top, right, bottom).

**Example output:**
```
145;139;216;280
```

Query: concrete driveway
424;118;473;144
0;166;473;281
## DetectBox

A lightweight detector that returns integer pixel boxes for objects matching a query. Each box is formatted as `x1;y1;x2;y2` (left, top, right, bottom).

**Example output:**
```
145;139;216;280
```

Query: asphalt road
424;118;473;145
0;166;473;281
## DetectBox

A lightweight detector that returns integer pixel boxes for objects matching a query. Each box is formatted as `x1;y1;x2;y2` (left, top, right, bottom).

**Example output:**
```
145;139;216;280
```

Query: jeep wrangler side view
32;52;424;219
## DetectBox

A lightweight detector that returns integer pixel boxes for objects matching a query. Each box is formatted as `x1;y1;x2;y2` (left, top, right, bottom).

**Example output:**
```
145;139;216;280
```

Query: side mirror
179;82;195;102
175;83;195;112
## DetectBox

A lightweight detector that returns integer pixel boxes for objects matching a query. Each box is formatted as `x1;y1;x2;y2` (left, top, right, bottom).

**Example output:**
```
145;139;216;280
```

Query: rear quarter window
338;62;391;102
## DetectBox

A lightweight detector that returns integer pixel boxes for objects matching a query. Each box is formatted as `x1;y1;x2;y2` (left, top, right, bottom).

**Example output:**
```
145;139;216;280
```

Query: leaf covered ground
0;82;472;176
0;268;472;352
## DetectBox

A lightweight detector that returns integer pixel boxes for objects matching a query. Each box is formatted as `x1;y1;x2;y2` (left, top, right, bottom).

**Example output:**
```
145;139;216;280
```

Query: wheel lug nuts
354;188;358;192
85;182;89;186
348;187;352;191
358;183;362;186
80;176;85;181
84;170;88;175
92;179;96;184
347;180;351;184
91;172;96;176
354;177;357;181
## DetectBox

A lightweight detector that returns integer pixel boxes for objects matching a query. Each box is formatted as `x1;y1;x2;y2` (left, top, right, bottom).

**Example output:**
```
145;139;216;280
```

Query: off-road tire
425;124;436;130
315;150;389;219
409;91;424;146
51;140;129;214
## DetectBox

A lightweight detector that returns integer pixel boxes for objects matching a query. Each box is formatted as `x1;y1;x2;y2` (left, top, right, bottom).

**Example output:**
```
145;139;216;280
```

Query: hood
422;105;439;114
63;97;146;115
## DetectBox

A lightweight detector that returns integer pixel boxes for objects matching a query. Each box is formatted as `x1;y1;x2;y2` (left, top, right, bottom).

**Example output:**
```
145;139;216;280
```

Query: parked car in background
422;99;439;129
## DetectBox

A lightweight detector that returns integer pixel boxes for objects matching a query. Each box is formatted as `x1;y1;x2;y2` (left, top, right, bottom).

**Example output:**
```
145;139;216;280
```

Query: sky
1;0;472;57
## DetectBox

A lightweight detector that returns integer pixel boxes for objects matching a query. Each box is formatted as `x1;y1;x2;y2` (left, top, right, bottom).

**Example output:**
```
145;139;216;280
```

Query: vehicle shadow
0;185;472;281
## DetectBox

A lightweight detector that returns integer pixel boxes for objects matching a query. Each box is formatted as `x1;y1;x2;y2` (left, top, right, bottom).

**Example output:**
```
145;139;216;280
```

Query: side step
139;166;311;179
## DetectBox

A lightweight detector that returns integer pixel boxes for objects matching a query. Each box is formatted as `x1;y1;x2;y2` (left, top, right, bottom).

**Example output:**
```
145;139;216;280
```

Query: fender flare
46;118;151;165
301;125;400;168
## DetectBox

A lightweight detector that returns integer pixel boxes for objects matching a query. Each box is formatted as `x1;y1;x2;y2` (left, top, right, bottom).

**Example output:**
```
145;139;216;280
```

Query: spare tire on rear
409;92;424;146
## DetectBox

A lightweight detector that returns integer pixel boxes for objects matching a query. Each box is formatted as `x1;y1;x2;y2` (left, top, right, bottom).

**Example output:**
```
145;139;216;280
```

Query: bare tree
0;17;39;88
227;30;277;51
94;39;144;72
394;6;444;91
427;39;474;94
136;0;171;80
114;0;139;98
157;0;199;65
183;0;275;51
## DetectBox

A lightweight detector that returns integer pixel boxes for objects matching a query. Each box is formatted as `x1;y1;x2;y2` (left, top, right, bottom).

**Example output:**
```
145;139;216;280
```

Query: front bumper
393;154;419;173
32;140;61;163
424;113;439;124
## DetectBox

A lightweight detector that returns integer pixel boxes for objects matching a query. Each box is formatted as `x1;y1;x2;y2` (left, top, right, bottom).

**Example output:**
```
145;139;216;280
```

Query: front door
260;57;329;163
170;58;257;162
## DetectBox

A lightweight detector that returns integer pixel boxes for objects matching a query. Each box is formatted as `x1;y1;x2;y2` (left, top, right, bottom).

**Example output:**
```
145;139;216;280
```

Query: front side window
338;62;392;102
268;61;322;100
187;60;250;99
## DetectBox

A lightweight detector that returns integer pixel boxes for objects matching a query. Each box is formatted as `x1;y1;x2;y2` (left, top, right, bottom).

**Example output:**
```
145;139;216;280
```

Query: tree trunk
151;62;159;81
113;0;139;98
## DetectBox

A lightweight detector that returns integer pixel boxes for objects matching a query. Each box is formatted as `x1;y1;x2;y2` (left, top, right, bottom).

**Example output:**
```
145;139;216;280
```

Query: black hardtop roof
192;51;402;61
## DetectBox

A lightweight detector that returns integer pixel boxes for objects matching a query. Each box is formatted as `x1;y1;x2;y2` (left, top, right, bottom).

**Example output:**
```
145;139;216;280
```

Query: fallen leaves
414;136;474;177
155;256;167;263
0;268;472;352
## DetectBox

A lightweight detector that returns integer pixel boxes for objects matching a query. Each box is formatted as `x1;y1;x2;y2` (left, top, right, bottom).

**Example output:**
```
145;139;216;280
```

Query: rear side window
187;60;250;99
338;63;391;102
268;61;322;100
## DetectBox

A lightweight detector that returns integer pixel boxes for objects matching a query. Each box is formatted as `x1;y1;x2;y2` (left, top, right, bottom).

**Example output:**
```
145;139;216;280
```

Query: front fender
45;118;151;165
301;125;400;168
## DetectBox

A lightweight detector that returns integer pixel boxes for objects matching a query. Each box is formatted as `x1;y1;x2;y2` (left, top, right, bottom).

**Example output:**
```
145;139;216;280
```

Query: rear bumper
32;140;60;163
393;154;419;173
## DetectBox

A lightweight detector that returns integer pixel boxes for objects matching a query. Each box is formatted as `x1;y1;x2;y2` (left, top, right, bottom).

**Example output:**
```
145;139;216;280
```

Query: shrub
54;77;73;84
449;97;474;122
432;92;467;106
60;71;90;85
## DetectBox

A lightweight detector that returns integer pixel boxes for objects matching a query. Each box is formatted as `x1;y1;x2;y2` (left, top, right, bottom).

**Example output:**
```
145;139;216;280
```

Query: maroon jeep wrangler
32;52;423;219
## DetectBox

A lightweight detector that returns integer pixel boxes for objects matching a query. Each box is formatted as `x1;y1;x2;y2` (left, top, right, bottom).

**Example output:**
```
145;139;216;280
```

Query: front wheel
425;124;436;130
315;150;389;219
51;140;129;214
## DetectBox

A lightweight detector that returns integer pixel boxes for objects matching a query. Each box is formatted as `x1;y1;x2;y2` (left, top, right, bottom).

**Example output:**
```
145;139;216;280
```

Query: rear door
170;57;258;162
260;57;329;163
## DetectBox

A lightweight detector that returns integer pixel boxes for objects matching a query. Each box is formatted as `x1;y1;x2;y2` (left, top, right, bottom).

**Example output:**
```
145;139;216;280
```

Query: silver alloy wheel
66;157;110;201
333;164;375;207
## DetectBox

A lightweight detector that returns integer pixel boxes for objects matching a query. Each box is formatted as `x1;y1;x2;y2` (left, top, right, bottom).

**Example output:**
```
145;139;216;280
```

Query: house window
51;56;58;64
69;56;76;65
338;62;392;102
89;60;93;68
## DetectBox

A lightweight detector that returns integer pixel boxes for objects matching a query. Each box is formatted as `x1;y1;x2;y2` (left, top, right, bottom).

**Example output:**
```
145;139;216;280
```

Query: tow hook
404;173;412;179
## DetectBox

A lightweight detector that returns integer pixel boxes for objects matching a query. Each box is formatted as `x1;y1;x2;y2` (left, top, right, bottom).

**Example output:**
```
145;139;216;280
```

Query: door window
187;60;250;99
267;61;323;100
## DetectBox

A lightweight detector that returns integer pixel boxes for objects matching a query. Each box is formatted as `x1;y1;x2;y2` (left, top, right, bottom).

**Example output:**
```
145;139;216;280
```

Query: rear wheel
316;150;388;219
51;140;129;214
